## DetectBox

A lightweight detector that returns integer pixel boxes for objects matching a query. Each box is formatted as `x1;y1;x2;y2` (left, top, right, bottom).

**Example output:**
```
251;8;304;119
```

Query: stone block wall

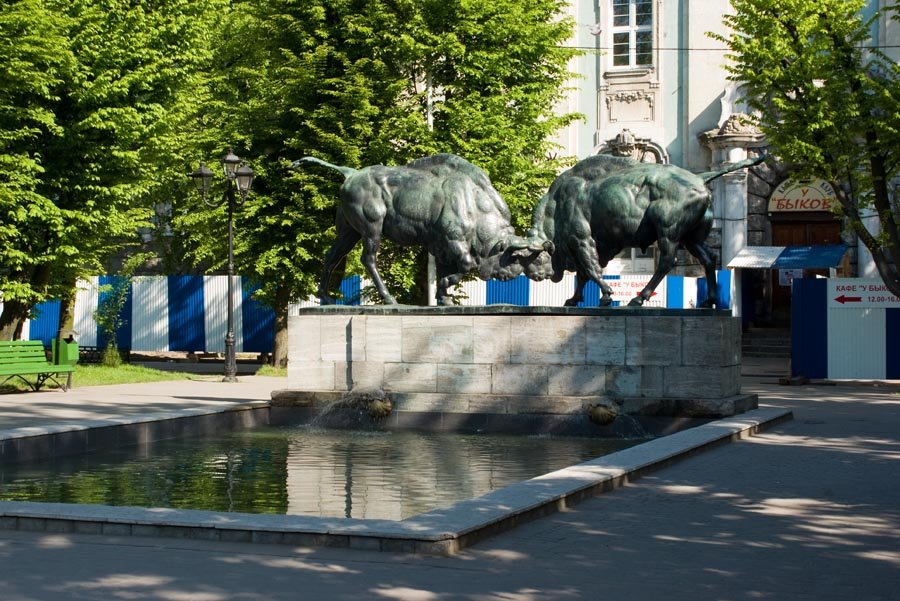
286;306;749;418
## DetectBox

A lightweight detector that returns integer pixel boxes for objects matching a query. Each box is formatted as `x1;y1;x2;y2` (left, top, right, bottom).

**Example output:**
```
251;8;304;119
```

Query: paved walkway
0;365;898;600
0;376;281;433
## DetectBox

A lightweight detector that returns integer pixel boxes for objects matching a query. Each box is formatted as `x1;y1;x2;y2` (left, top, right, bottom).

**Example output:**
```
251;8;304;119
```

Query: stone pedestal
278;306;755;420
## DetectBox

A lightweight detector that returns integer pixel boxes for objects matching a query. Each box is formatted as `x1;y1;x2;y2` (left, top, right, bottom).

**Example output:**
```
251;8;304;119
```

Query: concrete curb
0;406;791;554
0;402;271;465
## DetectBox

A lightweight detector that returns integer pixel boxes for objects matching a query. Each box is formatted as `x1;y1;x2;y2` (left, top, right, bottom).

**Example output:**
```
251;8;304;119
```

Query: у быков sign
827;278;900;308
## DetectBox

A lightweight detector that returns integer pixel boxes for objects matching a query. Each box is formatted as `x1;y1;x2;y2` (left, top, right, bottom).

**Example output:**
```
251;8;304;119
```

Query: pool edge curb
0;406;792;555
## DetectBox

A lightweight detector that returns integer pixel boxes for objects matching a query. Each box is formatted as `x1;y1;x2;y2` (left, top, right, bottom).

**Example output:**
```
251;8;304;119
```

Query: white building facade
550;0;898;326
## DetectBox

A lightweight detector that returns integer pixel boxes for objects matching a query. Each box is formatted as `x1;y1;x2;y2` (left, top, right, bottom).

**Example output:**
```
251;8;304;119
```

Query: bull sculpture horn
506;235;552;253
505;236;529;251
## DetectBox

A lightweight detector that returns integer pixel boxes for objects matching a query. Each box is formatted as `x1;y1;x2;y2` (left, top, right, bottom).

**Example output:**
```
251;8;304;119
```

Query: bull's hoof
700;299;717;309
564;298;580;307
627;296;645;307
599;296;614;307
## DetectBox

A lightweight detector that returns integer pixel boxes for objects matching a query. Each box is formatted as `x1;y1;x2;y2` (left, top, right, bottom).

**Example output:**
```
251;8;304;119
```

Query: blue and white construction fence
19;271;730;353
792;278;900;380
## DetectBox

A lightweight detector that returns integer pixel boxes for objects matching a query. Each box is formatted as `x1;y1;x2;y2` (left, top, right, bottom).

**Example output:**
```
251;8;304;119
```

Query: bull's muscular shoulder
407;153;495;188
408;153;511;218
567;154;639;181
366;164;432;189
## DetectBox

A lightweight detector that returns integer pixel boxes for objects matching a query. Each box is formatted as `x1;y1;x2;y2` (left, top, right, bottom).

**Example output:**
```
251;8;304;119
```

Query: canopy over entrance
727;244;847;269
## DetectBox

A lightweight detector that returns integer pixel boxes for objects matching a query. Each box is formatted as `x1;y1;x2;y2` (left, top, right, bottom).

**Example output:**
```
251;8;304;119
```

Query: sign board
778;269;802;287
827;278;900;308
768;179;836;213
604;275;666;307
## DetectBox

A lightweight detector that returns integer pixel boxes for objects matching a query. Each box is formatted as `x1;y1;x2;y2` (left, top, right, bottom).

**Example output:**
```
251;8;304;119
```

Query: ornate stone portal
596;128;668;164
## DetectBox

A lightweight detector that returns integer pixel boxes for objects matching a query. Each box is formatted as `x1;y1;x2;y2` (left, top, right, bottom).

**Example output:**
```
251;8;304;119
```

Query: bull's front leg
361;235;397;304
435;253;473;305
685;241;719;308
568;272;613;307
566;272;588;306
565;237;609;306
431;242;478;305
318;220;361;305
629;240;676;306
436;272;464;305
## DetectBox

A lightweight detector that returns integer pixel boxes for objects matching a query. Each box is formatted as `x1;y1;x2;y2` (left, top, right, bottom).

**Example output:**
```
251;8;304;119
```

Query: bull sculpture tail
290;156;358;179
699;154;767;184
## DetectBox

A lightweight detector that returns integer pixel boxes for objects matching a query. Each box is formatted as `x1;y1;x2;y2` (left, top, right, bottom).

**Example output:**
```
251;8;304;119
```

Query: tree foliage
0;0;225;339
2;0;578;361
713;0;900;296
171;0;580;364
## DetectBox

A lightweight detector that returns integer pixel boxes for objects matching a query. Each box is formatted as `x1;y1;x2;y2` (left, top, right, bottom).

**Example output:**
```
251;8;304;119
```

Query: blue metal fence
792;278;899;379
24;272;727;353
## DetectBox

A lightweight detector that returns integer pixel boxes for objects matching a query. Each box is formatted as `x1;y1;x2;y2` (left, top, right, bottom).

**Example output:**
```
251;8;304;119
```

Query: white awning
727;245;848;269
727;246;785;269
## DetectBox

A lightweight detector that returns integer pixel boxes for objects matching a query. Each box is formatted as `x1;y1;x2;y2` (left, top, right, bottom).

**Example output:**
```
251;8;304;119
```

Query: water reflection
0;427;644;520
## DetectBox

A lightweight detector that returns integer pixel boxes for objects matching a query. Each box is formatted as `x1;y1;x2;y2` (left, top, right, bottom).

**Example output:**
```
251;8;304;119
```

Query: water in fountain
610;414;651;439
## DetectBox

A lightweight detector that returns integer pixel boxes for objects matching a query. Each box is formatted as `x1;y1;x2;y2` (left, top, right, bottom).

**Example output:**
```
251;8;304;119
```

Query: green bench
0;340;77;391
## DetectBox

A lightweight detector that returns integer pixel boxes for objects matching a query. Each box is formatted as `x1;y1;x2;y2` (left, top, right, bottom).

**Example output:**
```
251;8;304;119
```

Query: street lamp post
190;149;254;382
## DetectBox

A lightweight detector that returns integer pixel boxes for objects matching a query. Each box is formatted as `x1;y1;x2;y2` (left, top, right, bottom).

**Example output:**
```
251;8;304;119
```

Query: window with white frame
611;0;653;68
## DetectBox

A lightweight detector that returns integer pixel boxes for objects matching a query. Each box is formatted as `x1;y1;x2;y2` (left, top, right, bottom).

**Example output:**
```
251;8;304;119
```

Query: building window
611;0;653;68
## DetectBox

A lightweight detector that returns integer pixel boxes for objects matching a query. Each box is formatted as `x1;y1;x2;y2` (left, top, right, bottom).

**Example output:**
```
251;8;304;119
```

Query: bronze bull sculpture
527;153;766;307
293;153;553;305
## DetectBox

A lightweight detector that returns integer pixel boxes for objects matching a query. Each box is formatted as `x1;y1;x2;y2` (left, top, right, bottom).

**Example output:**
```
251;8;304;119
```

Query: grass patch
0;361;286;394
74;364;199;387
255;364;287;377
0;363;197;393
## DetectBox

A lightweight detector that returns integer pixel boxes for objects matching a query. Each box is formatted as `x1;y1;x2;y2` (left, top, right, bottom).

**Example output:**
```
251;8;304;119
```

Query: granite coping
0;406;792;554
297;305;730;317
0;401;270;443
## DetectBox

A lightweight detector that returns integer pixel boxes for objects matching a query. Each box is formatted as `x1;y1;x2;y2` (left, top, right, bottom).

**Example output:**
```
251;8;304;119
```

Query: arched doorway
768;179;844;324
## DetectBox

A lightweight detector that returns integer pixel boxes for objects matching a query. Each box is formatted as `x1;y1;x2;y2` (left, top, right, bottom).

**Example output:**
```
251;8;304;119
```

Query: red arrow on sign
835;295;862;304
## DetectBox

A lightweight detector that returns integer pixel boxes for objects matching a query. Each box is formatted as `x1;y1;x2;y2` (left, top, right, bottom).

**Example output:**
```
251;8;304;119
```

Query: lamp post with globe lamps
189;149;254;382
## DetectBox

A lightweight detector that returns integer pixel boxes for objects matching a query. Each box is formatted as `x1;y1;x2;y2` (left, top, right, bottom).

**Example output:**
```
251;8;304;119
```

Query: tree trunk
0;299;29;340
57;280;78;338
836;181;900;299
271;285;290;368
0;265;52;340
854;139;900;298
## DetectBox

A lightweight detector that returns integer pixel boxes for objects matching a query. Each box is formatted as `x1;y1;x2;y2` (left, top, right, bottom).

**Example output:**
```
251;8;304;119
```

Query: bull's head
480;234;555;282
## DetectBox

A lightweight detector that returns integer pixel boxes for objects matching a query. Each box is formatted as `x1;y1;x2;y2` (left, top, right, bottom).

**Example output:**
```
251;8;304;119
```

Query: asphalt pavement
0;360;898;600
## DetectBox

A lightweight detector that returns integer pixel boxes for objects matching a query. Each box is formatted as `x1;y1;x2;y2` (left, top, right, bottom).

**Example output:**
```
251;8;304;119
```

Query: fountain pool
0;424;647;520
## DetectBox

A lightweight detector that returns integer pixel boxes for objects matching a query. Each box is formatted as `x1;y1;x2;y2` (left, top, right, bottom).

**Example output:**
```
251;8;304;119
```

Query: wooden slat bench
0;340;76;391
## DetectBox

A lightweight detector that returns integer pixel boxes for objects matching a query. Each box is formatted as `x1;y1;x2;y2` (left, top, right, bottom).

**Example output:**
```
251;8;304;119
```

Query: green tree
0;0;225;339
175;0;580;366
0;0;72;339
713;0;900;297
414;0;580;229
94;252;153;367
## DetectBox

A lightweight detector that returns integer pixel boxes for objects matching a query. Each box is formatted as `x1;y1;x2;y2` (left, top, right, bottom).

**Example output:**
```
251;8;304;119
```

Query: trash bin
52;333;80;366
